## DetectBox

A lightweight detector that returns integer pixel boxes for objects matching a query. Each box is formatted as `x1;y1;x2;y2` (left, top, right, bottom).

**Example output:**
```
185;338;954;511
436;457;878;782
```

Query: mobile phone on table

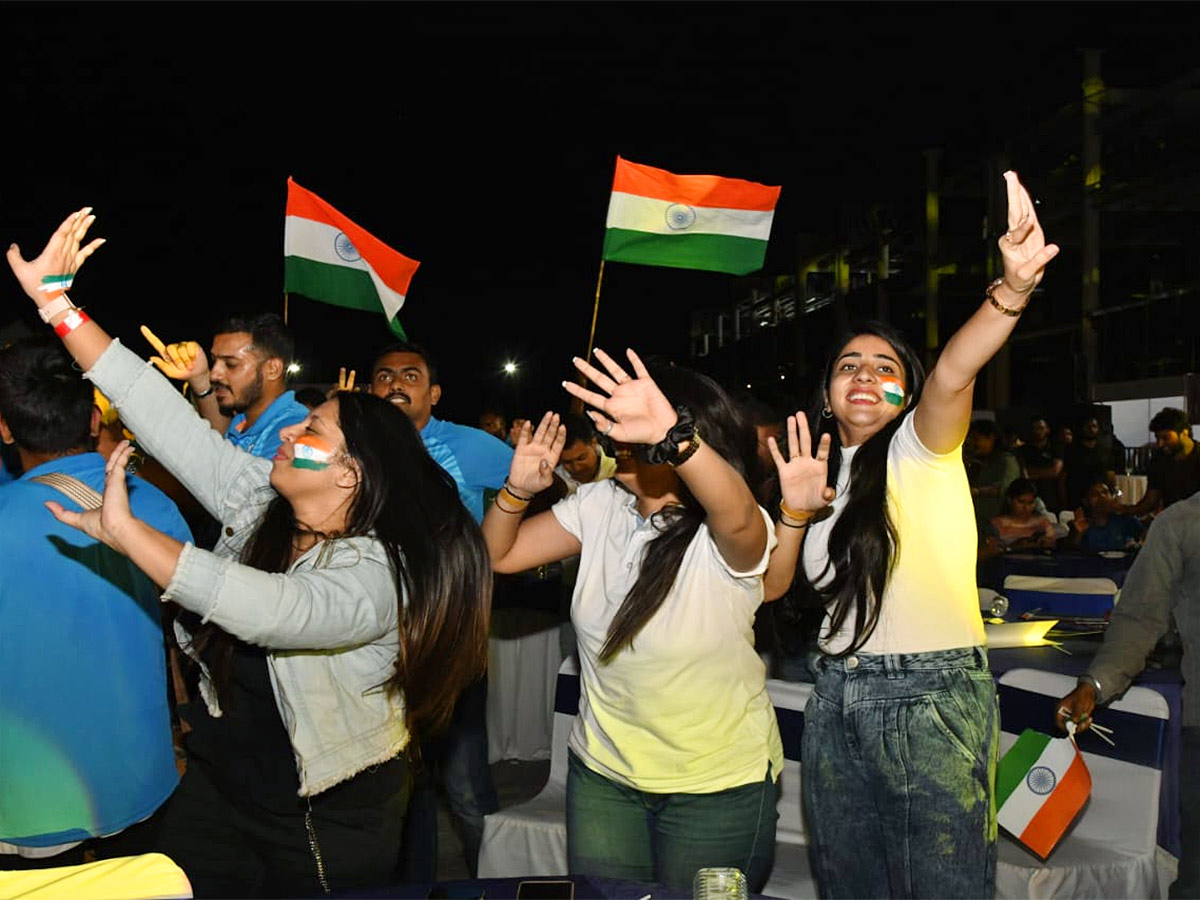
515;879;575;900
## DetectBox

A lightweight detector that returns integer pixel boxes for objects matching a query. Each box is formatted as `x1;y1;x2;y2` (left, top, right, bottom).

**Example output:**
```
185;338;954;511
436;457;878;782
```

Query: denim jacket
86;340;408;796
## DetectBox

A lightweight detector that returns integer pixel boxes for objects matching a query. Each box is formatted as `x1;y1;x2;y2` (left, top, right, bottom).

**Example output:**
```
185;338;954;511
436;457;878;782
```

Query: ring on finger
603;420;616;436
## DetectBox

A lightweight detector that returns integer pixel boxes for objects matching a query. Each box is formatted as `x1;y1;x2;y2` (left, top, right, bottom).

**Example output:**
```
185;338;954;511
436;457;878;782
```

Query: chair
1002;573;1120;619
995;668;1170;899
477;660;819;899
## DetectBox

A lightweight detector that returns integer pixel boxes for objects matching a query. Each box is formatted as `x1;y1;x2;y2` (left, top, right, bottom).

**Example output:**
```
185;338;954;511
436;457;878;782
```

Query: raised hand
507;418;529;448
7;207;106;302
141;325;209;384
507;412;565;496
327;367;356;399
768;412;835;517
563;348;676;446
998;171;1060;296
45;440;139;556
1072;506;1091;533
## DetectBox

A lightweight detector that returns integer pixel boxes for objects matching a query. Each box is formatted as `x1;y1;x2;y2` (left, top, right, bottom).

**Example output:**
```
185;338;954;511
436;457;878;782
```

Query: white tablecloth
486;607;564;763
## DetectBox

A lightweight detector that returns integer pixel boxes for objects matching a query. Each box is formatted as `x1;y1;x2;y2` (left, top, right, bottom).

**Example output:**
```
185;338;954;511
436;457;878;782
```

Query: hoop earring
821;405;833;419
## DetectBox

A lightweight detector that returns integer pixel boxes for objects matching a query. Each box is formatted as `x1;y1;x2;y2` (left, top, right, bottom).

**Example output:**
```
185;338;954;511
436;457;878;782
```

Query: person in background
1017;415;1064;514
140;314;309;461
478;407;508;441
555;412;617;494
483;350;781;892
1068;479;1145;552
1060;413;1119;511
768;171;1057;897
1057;491;1200;898
991;477;1057;551
0;336;192;870
1106;407;1200;518
966;418;1021;525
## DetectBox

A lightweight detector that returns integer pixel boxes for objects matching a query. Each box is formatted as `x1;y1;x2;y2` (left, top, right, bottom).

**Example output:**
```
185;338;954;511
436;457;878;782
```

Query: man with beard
145;313;308;461
370;340;512;880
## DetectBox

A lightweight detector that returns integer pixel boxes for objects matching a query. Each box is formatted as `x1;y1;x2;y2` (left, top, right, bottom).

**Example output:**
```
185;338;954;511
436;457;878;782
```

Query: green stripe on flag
602;228;768;276
284;256;405;337
995;729;1051;808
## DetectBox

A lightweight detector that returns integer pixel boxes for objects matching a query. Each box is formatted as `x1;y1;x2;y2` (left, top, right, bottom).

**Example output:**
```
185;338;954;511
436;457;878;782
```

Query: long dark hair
599;361;760;662
802;320;926;656
190;391;490;741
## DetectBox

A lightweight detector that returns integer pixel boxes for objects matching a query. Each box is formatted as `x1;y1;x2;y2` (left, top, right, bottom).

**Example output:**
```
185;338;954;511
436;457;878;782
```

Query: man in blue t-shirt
371;340;512;877
145;312;308;461
0;337;193;868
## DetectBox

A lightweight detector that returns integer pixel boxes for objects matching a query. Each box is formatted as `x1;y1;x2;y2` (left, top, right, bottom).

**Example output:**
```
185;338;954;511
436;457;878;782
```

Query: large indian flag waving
997;729;1092;858
284;178;419;337
601;156;780;275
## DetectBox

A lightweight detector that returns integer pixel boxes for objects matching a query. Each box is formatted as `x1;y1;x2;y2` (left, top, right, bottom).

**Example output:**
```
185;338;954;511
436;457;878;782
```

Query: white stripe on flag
998;737;1078;836
605;192;774;241
284;216;406;320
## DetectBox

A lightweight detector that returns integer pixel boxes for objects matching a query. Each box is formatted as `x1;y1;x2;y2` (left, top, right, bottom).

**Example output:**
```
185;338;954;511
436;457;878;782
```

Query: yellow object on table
0;853;191;899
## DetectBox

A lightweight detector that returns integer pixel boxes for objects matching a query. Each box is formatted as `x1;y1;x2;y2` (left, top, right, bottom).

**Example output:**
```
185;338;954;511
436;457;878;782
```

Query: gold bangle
494;494;528;514
779;499;814;523
986;277;1030;317
667;429;703;467
502;480;534;502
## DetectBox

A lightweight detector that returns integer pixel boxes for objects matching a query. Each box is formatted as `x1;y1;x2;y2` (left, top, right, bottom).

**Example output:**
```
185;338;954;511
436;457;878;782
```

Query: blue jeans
566;751;778;892
802;646;998;899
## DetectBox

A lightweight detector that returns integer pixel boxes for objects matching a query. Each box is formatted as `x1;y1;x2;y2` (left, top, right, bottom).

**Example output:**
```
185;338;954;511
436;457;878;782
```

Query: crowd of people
0;173;1196;900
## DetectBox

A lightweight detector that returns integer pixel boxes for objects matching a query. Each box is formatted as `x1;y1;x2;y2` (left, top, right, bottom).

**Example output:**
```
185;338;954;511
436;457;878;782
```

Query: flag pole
283;291;290;326
584;257;605;365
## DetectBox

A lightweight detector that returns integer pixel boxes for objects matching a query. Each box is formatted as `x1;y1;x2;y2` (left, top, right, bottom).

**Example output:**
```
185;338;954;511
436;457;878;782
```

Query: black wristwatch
644;406;696;465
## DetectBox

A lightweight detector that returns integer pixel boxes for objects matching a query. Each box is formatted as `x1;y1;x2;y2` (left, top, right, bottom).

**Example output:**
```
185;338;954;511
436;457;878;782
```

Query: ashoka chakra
334;232;362;262
1026;765;1057;795
665;203;697;231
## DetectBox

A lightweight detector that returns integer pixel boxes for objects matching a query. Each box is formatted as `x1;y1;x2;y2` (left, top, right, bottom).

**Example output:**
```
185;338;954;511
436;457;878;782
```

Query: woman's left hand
768;412;835;515
997;171;1060;296
45;440;139;556
563;348;677;445
7;207;106;303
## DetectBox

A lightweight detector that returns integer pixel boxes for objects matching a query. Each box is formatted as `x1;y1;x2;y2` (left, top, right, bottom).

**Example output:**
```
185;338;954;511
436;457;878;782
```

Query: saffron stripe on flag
1019;752;1091;858
606;192;774;241
613;156;780;211
602;228;769;276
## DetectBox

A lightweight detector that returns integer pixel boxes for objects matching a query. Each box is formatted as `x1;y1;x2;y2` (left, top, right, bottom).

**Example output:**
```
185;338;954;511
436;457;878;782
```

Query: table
990;639;1182;858
979;550;1135;593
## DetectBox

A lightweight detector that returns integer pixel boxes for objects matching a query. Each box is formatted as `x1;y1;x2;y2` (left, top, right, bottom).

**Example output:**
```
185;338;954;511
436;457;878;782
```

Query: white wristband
37;294;77;323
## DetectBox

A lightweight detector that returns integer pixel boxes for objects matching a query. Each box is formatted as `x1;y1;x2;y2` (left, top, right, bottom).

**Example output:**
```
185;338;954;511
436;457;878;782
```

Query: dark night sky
2;3;1194;424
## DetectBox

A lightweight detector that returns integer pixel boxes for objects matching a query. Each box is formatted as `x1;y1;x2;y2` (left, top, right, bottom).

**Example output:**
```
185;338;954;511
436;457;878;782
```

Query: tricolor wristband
53;309;91;337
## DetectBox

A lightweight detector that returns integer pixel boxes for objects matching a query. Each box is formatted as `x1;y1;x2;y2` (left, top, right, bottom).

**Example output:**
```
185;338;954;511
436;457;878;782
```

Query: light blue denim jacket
86;340;408;796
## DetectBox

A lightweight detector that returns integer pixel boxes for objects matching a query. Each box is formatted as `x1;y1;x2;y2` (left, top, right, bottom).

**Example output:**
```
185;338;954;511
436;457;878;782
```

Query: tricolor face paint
292;435;336;470
880;375;905;407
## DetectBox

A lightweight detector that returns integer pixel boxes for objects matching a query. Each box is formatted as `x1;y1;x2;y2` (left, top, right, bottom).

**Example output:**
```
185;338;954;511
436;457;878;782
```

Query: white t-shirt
552;480;782;793
803;413;984;655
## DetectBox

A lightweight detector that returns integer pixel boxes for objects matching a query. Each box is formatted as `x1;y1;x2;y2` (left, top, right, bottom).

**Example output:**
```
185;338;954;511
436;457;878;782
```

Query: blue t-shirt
420;417;514;523
0;453;193;846
0;456;12;486
225;390;310;460
1080;515;1144;552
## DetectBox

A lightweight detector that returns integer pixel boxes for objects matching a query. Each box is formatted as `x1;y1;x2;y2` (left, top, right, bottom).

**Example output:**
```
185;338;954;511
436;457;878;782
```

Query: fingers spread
562;379;607;410
572;355;618;395
592;348;633;386
624;347;650;380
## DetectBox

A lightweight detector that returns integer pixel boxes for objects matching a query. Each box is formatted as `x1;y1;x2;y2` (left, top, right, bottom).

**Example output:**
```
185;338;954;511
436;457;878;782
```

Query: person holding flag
6;208;492;898
759;171;1059;898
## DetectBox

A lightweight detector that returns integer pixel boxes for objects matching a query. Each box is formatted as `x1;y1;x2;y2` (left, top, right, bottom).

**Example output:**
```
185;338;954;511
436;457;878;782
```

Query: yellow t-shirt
553;481;782;793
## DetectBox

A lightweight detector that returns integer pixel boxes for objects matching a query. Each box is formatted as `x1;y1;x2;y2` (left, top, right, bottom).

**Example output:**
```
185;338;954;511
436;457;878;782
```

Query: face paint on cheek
292;435;336;471
880;375;905;407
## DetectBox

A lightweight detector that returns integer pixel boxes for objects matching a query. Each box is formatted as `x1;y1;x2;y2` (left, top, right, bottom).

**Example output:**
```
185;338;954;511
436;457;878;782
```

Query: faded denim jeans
802;646;998;899
566;751;778;892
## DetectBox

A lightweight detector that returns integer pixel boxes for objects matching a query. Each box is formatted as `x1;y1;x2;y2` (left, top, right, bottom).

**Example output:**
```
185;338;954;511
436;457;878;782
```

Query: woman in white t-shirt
762;171;1060;898
481;349;781;891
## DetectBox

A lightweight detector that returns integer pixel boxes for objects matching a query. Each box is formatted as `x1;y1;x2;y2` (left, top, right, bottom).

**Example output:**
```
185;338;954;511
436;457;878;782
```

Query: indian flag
284;178;419;338
997;729;1092;858
602;156;780;275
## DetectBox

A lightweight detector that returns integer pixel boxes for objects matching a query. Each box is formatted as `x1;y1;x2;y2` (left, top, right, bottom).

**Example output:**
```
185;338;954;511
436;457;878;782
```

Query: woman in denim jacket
7;209;491;898
763;171;1059;898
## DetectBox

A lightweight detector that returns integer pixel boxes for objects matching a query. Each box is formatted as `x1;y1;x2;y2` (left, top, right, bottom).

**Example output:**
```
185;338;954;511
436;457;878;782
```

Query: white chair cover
487;607;564;763
994;668;1170;899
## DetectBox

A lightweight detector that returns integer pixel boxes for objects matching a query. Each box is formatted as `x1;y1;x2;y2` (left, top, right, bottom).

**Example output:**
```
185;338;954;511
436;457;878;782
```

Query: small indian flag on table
284;178;420;337
602;156;780;275
997;728;1092;858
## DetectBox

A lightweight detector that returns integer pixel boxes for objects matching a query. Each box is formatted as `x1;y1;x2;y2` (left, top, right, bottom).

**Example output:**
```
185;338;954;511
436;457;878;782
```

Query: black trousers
153;755;409;899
